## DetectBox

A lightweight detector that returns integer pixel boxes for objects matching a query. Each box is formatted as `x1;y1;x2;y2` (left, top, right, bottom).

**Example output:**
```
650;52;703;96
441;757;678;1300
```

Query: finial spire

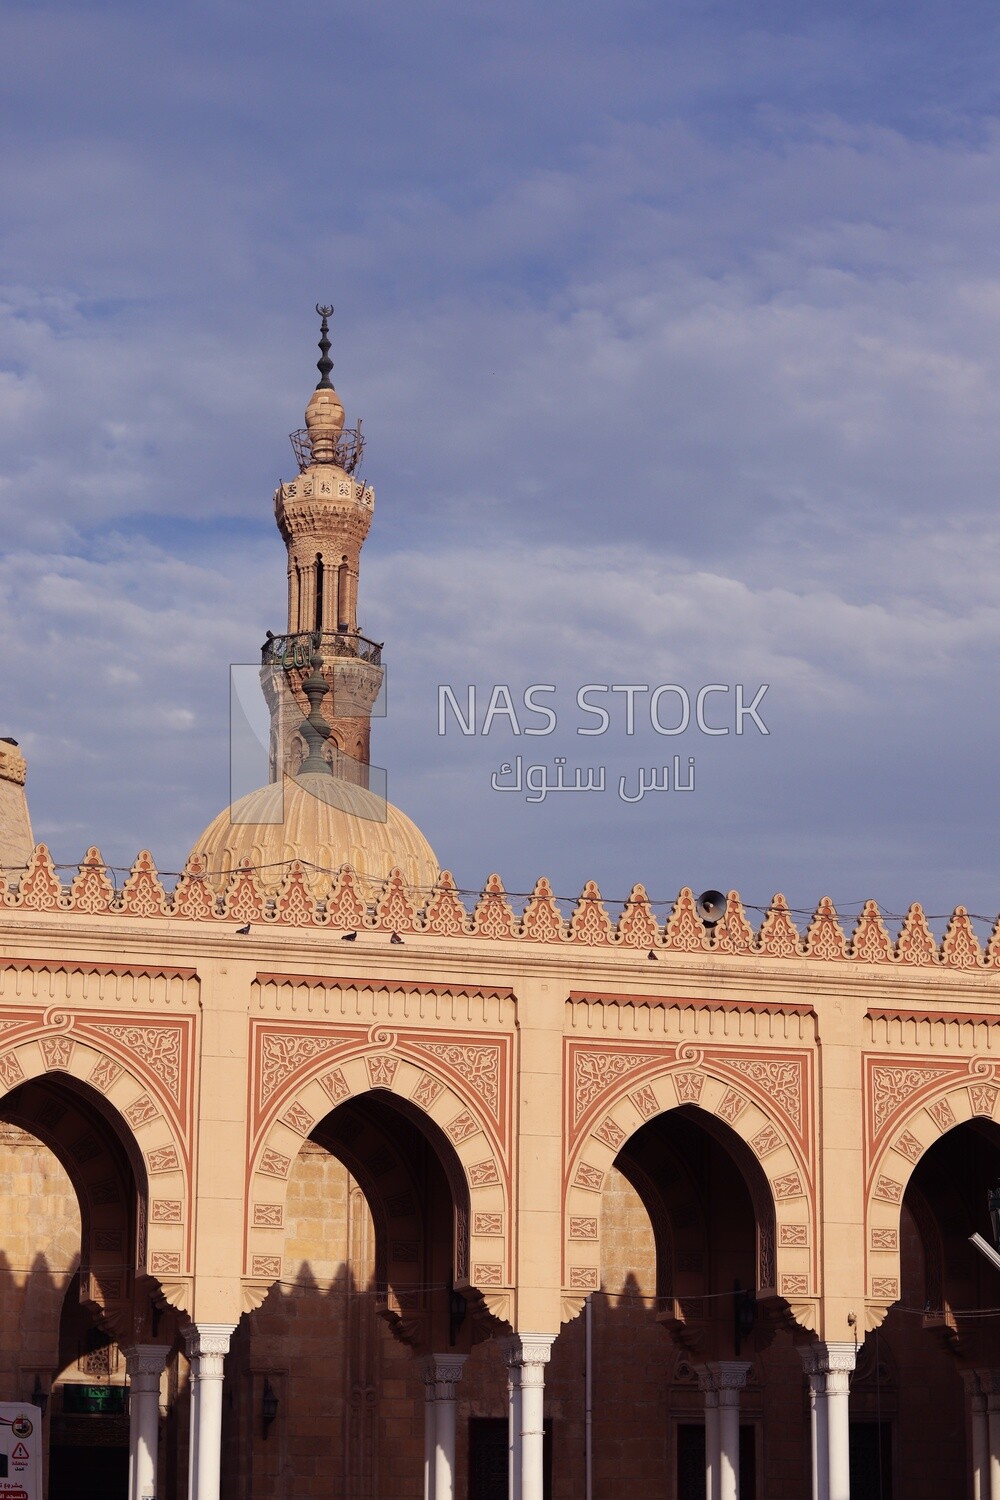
315;304;335;390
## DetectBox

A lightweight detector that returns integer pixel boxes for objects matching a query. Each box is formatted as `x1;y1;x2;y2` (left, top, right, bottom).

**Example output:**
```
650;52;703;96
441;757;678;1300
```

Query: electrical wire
4;858;998;931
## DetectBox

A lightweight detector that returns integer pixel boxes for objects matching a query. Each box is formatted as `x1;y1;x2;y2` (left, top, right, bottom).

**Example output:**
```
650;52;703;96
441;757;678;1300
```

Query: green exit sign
62;1386;126;1415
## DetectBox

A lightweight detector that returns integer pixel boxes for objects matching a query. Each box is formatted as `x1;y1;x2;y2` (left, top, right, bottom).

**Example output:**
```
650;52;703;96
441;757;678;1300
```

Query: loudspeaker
696;890;726;926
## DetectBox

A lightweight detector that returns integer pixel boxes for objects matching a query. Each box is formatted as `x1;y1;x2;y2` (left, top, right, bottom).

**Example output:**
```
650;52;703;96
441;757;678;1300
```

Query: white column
985;1369;1000;1500
505;1349;523;1500
183;1323;236;1500
422;1361;437;1500
125;1344;168;1500
695;1366;720;1500
814;1342;855;1500
506;1333;556;1500
964;1371;989;1500
428;1353;466;1500
716;1362;751;1500
800;1348;828;1500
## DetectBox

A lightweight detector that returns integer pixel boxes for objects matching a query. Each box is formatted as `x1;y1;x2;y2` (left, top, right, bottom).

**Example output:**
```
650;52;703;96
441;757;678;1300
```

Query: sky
3;0;1000;933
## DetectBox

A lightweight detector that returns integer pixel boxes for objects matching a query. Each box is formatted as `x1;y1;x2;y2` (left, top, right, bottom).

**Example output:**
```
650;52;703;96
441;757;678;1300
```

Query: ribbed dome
190;772;439;896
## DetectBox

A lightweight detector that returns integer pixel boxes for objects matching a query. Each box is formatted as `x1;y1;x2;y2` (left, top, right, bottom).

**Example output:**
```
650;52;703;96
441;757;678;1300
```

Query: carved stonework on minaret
261;309;385;787
0;738;33;875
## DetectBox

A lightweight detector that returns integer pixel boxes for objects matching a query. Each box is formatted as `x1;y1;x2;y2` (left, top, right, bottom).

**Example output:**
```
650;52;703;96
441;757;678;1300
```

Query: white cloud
2;0;1000;919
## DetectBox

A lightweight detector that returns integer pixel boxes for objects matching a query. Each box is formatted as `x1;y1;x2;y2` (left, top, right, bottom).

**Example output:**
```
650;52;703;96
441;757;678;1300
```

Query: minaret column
286;562;300;637
300;554;317;636
343;564;359;634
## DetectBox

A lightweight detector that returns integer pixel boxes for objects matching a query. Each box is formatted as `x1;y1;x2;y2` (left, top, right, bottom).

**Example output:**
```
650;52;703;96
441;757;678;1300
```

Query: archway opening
0;1074;151;1500
569;1105;781;1500
871;1118;1000;1500
229;1088;478;1500
615;1106;764;1359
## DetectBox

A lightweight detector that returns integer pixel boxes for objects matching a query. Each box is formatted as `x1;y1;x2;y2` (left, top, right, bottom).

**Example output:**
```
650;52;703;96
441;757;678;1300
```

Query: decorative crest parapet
3;845;999;970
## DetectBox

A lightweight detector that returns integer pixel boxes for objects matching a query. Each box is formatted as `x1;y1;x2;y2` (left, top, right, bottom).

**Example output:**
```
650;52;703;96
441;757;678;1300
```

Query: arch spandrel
245;1019;513;1321
863;1058;1000;1330
0;1008;196;1315
561;1039;818;1330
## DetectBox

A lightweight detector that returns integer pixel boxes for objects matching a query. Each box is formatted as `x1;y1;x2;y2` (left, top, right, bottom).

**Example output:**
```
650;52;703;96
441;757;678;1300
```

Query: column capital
503;1333;557;1370
802;1341;856;1373
424;1353;467;1395
714;1361;752;1407
125;1343;169;1398
125;1344;170;1377
183;1323;237;1360
184;1322;236;1382
819;1342;855;1398
817;1340;857;1371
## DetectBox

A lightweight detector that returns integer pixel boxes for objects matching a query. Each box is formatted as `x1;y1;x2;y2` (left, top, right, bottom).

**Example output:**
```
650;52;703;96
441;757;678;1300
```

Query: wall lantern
448;1272;467;1347
733;1282;756;1356
262;1378;279;1439
988;1181;1000;1250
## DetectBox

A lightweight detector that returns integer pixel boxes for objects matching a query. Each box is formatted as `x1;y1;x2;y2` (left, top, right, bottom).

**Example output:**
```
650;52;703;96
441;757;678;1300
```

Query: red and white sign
0;1404;39;1500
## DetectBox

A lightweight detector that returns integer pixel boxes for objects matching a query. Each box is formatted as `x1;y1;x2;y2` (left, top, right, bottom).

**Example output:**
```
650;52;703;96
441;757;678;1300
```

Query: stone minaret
261;309;384;787
0;739;34;875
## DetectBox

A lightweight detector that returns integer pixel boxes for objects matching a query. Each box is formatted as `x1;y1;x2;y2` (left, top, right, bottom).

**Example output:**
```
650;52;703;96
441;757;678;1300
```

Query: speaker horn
696;890;726;926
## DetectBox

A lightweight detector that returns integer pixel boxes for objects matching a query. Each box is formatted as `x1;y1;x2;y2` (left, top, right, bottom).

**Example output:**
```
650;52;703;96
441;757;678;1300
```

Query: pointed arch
864;1061;1000;1328
295;1093;470;1349
0;989;197;1313
245;1017;512;1320
561;1039;816;1325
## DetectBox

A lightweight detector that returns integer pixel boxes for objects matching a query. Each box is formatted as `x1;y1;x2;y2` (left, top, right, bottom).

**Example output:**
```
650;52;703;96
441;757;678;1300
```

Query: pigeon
390;932;404;944
341;931;358;942
647;950;659;961
236;923;251;936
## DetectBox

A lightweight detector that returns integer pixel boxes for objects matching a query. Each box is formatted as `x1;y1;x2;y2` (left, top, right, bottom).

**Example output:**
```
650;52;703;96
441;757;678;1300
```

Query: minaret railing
289;423;365;474
261;629;383;669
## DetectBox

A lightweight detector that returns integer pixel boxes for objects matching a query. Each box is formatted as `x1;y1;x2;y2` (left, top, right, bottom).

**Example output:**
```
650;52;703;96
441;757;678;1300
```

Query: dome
189;772;440;897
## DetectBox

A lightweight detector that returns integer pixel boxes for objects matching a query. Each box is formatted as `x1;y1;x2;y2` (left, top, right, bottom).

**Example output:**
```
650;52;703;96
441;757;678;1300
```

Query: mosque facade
1;317;999;1500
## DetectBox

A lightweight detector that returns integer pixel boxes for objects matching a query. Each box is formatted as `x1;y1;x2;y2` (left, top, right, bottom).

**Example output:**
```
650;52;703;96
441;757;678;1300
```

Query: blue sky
3;0;1000;929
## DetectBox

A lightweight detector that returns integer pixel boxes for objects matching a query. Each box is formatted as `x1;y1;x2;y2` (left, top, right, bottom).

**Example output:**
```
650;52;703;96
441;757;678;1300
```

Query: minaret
261;308;384;787
0;739;33;874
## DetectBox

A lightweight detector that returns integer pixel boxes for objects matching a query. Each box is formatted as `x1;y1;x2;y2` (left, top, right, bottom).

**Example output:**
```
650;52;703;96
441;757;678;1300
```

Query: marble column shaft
183;1323;236;1500
125;1344;168;1500
505;1334;556;1500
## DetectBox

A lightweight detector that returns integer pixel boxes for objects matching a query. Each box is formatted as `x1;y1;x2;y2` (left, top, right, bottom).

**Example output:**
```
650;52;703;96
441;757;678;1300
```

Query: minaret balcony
261;629;383;669
289;423;365;474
